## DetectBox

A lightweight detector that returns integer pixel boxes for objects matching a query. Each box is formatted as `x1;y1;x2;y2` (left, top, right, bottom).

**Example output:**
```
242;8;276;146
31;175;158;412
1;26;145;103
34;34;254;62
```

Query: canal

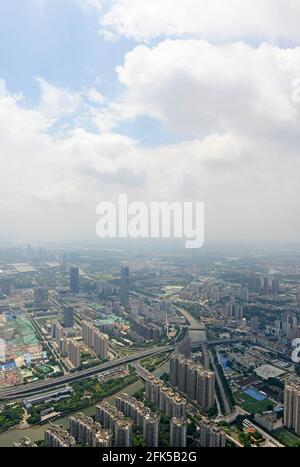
0;360;170;447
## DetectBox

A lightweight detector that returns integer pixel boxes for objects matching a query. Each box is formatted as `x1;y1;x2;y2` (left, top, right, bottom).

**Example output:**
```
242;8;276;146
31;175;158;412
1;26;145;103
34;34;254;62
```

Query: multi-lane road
0;338;247;401
0;345;175;401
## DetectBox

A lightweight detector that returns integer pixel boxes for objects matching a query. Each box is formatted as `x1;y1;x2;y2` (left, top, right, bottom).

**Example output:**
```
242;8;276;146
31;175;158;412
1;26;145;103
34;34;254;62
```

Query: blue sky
1;0;300;243
0;1;128;100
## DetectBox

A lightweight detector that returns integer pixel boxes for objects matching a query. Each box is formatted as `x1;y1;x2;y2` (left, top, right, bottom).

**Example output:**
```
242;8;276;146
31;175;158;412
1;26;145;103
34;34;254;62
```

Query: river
0;360;170;447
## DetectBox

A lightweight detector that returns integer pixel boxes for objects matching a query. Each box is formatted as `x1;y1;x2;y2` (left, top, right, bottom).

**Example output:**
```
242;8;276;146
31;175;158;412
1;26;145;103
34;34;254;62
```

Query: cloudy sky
1;0;300;244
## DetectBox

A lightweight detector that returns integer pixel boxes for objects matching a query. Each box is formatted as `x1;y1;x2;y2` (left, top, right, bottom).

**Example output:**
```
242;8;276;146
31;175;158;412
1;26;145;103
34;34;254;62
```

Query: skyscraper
120;266;129;307
272;278;280;295
70;266;79;293
63;306;74;328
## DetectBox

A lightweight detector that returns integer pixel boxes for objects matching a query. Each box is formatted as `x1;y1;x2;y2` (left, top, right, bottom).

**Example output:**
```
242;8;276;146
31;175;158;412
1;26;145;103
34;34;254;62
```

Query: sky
1;0;300;245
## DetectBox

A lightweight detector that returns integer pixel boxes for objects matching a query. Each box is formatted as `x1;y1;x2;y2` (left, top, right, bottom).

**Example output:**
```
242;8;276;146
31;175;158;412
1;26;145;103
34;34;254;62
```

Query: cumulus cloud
116;41;300;137
100;0;300;44
2;1;300;244
1;73;300;244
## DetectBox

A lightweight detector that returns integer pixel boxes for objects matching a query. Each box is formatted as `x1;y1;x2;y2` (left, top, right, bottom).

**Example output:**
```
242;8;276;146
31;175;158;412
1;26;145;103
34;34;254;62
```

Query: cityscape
1;0;300;453
0;244;300;448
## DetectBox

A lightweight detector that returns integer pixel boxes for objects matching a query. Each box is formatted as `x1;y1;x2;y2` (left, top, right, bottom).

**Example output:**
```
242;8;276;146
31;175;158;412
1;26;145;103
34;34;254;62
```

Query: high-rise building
63;307;74;328
70;266;79;293
52;321;64;347
224;302;243;320
199;419;226;447
34;287;49;311
120;266;129;307
143;413;160;448
69;413;112;447
1;277;12;296
116;393;160;447
250;317;259;332
67;338;81;369
170;354;215;411
146;376;187;419
82;321;108;360
296;287;300;307
145;375;164;406
45;424;76;448
272;278;280;295
0;338;6;363
170;354;179;387
176;336;191;358
284;381;300;435
96;402;133;447
170;417;187;447
196;367;215;410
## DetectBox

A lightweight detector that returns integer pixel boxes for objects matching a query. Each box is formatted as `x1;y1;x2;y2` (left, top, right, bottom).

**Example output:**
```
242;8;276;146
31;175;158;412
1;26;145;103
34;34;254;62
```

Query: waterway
0;360;169;447
0;301;206;446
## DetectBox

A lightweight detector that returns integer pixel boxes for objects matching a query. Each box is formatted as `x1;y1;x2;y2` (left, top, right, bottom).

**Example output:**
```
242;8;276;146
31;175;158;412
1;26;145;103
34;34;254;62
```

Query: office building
272;278;280;295
63;307;74;328
70;266;79;293
120;266;129;307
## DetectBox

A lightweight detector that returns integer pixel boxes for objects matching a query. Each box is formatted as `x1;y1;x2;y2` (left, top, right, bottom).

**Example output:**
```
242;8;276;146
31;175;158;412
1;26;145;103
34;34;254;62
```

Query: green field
273;428;300;447
238;392;274;414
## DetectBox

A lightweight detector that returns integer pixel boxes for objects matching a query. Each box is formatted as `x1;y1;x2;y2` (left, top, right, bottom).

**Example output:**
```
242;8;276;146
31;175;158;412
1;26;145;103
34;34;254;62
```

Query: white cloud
115;40;300;141
100;0;300;44
37;78;81;120
1;36;300;243
75;0;103;12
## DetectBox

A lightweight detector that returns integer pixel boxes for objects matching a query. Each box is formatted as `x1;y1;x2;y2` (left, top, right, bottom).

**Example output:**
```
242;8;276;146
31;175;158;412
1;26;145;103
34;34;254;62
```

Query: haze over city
2;0;300;456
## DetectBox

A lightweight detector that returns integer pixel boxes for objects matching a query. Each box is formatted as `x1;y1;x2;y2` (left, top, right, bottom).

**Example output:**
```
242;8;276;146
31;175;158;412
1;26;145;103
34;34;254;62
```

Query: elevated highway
0;338;247;401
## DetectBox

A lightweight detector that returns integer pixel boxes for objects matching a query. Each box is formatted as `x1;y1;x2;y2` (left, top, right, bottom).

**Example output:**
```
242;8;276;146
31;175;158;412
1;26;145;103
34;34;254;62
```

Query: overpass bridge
0;338;248;401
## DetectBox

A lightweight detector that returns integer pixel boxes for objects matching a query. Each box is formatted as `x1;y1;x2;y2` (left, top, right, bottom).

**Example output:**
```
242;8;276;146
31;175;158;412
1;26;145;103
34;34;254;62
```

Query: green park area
0;404;24;433
27;370;138;425
140;352;170;372
237;392;274;414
